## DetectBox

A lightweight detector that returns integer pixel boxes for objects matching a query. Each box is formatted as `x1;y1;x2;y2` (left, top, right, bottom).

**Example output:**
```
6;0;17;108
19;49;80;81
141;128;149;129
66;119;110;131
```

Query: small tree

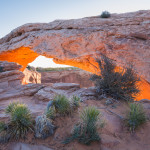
90;55;140;101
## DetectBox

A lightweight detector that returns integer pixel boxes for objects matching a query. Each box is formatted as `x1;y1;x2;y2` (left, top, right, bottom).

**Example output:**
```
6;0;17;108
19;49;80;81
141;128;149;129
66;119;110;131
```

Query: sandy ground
0;98;150;150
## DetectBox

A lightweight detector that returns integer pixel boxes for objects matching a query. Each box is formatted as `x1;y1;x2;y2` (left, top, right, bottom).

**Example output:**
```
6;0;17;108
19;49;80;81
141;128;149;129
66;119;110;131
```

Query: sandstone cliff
41;69;93;87
0;61;24;90
0;10;150;100
0;10;150;82
23;68;41;84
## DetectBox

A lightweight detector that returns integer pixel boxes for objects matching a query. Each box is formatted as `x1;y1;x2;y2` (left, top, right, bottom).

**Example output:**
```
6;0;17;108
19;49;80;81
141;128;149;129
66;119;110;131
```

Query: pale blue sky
0;0;150;38
0;0;149;68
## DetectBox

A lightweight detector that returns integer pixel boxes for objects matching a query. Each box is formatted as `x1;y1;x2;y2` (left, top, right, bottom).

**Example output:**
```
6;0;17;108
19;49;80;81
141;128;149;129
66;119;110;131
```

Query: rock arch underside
0;10;150;100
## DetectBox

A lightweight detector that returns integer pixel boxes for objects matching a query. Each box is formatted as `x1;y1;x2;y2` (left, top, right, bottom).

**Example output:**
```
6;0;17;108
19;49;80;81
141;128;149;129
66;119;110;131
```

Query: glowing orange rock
136;80;150;101
0;47;149;101
0;10;150;100
0;47;39;71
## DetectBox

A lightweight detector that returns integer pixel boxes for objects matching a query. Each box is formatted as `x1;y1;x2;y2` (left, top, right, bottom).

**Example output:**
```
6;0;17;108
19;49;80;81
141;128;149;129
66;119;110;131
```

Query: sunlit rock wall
0;10;150;100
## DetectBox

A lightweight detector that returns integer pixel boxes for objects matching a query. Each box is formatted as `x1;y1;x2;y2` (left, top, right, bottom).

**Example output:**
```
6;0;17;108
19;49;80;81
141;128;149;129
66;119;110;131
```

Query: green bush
5;102;32;140
100;11;111;18
71;95;80;108
0;122;6;133
35;115;54;139
53;94;72;115
64;106;103;145
46;106;56;119
10;104;32;139
126;103;146;132
90;55;140;101
5;101;19;114
0;66;4;72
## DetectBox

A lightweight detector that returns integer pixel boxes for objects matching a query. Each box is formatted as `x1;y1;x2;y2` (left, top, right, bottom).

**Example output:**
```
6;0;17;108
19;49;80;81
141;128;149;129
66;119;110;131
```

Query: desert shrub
126;103;146;132
46;95;80;119
46;106;56;119
64;106;103;145
90;55;140;101
100;11;111;18
0;122;6;133
26;65;36;71
35;114;54;139
53;94;72;115
0;122;10;143
9;104;32;139
0;66;4;72
5;102;32;140
71;95;80;108
5;101;19;114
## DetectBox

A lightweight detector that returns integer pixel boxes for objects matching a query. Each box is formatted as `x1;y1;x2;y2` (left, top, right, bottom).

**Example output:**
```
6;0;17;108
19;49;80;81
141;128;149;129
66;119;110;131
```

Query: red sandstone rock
0;61;24;90
23;68;41;84
0;61;44;100
0;10;150;83
41;69;93;88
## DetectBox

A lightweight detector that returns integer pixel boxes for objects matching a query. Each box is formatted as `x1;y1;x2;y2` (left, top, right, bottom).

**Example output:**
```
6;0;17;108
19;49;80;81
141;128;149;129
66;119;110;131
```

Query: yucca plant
0;121;10;143
64;106;103;145
71;95;80;108
90;55;140;101
53;94;71;115
126;103;146;132
5;101;19;114
6;102;32;140
46;106;56;119
35;114;54;139
0;122;6;133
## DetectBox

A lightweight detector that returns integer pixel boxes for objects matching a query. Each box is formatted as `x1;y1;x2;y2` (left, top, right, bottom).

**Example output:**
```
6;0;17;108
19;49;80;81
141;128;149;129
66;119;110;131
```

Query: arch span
0;10;150;100
0;46;149;101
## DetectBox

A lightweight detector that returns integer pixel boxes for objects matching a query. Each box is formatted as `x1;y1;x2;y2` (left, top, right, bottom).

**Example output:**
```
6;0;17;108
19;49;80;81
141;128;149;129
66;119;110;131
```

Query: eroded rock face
23;68;41;84
0;61;24;90
41;69;93;88
0;10;150;100
0;10;150;82
0;61;44;101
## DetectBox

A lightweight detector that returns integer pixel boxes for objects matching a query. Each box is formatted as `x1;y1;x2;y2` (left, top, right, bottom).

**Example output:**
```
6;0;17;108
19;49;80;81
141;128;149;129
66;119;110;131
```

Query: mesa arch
0;10;150;100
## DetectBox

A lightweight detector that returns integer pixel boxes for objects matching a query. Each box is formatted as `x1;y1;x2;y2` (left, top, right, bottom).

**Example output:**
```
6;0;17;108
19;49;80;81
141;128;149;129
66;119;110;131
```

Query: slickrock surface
34;83;97;101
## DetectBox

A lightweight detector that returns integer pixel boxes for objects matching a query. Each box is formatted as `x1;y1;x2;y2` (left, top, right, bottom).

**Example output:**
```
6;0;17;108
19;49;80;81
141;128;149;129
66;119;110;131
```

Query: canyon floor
0;97;150;150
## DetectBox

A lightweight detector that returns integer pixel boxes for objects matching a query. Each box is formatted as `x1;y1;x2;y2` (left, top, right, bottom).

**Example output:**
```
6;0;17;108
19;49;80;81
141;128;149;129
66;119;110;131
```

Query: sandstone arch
0;10;150;100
